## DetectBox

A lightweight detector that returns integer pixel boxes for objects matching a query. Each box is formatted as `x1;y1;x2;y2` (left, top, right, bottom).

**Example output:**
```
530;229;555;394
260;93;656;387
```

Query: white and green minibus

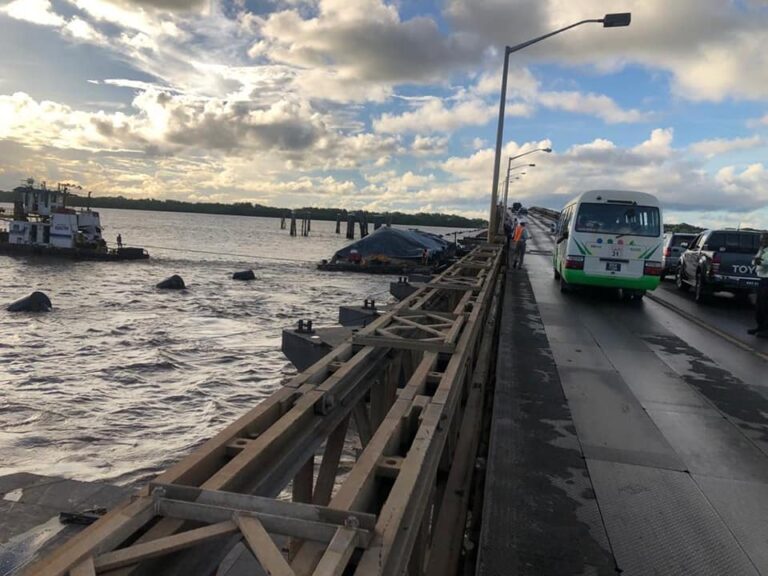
552;190;663;299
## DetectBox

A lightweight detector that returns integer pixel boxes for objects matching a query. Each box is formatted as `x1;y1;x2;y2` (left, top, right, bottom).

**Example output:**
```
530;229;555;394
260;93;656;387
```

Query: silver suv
661;233;696;280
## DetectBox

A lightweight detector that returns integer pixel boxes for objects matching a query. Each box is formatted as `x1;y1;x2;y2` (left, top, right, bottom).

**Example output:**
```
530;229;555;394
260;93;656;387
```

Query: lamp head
528;163;536;167
602;13;631;27
542;147;552;153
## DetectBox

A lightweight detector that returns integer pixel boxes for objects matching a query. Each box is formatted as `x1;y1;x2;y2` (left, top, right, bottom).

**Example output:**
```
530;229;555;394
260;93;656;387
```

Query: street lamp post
502;157;541;214
488;12;631;241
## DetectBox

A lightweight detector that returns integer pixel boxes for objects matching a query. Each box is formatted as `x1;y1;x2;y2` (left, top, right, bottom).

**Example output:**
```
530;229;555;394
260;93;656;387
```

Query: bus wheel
559;274;570;294
554;266;561;280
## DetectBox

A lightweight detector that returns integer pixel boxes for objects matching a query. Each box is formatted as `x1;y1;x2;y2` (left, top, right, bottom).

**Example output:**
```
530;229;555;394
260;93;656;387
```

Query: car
661;233;696;280
511;202;522;212
676;229;761;303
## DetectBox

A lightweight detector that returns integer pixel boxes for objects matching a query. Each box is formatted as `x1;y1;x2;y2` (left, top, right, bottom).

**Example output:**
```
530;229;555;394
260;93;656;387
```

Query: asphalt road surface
481;215;768;576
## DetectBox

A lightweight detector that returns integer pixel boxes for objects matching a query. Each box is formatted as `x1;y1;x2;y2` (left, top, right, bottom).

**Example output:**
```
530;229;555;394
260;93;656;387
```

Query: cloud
256;0;484;99
1;0;65;26
374;96;508;134
537;91;651;124
411;135;449;156
447;0;768;102
434;128;768;216
689;135;763;158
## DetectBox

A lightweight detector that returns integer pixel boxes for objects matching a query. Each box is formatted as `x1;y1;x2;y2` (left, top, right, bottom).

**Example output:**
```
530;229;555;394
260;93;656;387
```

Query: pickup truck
676;229;762;303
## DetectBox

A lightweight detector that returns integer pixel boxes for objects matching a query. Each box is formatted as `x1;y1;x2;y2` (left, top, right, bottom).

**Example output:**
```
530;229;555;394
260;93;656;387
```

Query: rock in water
7;291;52;312
157;275;186;290
232;269;256;281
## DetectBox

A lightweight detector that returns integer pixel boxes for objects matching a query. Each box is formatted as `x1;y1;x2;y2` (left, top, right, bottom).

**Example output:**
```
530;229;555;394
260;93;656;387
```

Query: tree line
0;190;486;228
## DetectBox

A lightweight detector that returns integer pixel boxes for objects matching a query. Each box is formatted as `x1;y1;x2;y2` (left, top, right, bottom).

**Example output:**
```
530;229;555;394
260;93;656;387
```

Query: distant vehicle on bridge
552;190;663;301
675;229;762;303
661;232;696;280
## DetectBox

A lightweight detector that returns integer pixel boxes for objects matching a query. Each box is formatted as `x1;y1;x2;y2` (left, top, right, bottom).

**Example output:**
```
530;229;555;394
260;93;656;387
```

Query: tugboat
0;179;149;261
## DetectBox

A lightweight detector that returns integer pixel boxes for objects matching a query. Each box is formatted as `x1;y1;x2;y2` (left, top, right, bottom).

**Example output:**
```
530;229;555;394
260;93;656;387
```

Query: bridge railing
26;243;505;576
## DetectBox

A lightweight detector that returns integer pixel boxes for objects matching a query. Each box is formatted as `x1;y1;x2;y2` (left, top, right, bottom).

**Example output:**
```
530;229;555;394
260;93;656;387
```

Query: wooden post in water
359;211;369;238
335;213;341;234
290;211;297;236
307;215;311;234
280;215;286;230
346;215;355;239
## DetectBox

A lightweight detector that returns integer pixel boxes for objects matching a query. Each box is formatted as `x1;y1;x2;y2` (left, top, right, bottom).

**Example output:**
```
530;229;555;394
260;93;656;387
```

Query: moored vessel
0;179;149;261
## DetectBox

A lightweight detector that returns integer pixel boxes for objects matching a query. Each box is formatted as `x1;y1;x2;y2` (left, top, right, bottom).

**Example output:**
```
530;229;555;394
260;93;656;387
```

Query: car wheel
694;272;708;304
676;267;689;292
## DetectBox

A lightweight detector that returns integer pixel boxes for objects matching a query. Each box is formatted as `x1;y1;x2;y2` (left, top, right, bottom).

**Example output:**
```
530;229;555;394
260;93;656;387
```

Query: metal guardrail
26;243;505;576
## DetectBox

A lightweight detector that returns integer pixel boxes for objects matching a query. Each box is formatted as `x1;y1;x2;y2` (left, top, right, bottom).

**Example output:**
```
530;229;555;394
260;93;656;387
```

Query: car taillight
711;252;720;276
644;260;662;276
565;255;585;270
663;247;671;257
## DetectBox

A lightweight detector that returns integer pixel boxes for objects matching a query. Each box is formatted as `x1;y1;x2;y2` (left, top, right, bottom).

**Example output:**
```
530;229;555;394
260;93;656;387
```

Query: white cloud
64;16;107;43
1;0;65;26
374;96;507;134
689;135;763;158
537;91;650;124
411;135;449;156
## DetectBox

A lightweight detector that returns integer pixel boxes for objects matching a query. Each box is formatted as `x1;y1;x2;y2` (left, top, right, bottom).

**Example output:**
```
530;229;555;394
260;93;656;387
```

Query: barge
0;179;149;261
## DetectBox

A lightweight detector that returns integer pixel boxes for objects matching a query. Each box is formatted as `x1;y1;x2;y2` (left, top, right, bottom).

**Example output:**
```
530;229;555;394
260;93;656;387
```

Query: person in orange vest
511;221;530;269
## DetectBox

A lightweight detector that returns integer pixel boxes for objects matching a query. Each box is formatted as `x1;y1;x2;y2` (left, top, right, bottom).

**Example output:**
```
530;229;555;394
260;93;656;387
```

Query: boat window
575;203;660;237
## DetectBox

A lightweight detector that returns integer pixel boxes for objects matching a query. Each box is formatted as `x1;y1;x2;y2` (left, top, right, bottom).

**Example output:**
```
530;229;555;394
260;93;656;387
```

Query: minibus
552;190;663;300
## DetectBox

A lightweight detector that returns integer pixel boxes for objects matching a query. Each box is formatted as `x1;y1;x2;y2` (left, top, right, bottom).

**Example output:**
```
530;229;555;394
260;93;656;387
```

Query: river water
0;207;466;486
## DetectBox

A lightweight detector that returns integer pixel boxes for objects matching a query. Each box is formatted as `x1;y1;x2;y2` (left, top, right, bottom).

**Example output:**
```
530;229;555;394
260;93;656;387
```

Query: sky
0;0;767;228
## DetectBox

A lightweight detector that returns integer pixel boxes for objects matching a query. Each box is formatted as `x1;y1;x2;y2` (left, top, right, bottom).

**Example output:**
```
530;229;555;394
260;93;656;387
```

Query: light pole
488;12;631;241
502;159;539;214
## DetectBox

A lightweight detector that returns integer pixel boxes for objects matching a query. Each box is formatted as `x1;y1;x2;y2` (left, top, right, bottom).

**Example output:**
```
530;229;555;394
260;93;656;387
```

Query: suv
661;233;696;280
676;229;761;302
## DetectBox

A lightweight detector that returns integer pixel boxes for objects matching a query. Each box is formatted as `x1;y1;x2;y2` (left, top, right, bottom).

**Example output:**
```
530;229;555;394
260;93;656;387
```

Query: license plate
606;262;622;272
744;280;758;287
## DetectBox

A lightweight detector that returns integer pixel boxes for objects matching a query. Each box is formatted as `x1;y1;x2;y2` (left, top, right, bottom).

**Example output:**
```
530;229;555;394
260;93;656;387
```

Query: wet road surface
480;216;768;575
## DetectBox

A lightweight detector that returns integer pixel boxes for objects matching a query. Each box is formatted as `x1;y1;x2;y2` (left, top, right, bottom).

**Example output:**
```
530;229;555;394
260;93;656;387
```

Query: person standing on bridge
748;233;768;336
511;221;530;269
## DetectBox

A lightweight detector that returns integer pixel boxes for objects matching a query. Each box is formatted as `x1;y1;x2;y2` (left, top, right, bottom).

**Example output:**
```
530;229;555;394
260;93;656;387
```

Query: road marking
646;292;768;363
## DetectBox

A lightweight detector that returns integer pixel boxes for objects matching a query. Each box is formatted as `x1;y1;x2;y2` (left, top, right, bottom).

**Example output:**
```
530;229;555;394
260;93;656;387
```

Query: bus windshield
575;203;660;237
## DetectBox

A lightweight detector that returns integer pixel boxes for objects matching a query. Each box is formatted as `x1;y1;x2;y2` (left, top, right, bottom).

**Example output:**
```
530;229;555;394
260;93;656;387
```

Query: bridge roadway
478;215;768;576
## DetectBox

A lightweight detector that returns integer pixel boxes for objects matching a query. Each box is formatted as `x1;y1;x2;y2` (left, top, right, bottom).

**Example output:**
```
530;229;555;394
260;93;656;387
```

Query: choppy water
0;207;465;485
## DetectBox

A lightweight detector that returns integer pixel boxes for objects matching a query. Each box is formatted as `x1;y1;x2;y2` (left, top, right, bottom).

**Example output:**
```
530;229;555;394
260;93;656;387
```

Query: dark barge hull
317;261;434;274
0;243;149;261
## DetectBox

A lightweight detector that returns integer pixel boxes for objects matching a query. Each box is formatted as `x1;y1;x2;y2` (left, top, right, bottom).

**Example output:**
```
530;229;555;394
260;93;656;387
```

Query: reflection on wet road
521;215;768;575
